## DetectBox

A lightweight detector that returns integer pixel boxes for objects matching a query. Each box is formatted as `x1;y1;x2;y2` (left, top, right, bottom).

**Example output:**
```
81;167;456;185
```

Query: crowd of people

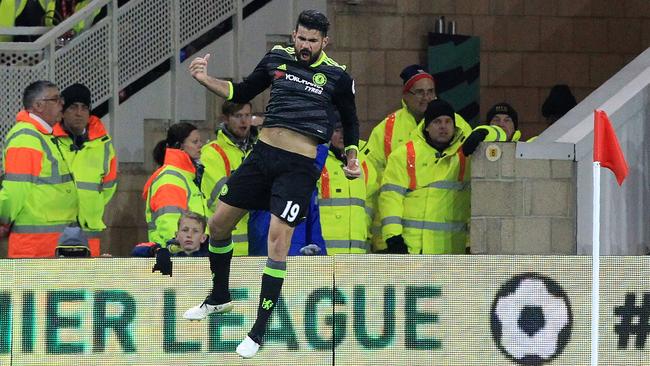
0;8;579;359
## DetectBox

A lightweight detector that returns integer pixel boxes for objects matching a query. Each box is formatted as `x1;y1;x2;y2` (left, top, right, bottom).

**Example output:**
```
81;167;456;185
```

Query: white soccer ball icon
491;273;573;365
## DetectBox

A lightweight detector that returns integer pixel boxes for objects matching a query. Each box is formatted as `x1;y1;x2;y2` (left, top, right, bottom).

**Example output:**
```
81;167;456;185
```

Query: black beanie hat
61;83;91;112
424;99;455;127
486;102;518;129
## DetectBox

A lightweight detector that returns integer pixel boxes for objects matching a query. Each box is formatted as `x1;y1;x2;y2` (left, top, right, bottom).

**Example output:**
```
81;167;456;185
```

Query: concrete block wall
325;0;650;140
470;142;576;254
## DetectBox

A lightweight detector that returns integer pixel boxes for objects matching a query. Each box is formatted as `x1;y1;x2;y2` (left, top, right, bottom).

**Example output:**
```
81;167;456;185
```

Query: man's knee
208;214;227;238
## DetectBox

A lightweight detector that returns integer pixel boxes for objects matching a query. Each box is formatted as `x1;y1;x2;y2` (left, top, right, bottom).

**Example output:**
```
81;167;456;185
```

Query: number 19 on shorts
280;201;300;222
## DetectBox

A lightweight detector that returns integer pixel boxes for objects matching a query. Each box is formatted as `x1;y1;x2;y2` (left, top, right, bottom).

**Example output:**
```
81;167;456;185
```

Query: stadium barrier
0;256;648;365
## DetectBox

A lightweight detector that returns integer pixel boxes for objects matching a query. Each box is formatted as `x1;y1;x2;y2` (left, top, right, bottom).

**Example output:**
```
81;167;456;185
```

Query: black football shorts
218;141;321;227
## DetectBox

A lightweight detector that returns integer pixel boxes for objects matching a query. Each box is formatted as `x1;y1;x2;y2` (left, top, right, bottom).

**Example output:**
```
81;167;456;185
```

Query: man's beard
297;48;321;65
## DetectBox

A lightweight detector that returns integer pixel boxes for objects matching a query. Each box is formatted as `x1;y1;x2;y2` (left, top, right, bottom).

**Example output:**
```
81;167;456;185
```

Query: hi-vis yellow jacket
317;147;377;254
378;124;505;254
363;101;472;251
0;110;78;258
363;100;473;175
53;116;117;233
200;130;250;256
143;148;207;246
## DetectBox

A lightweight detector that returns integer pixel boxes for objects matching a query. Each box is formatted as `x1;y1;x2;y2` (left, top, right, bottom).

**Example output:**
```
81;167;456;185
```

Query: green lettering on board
404;286;441;350
93;290;136;352
22;291;35;353
354;285;395;349
208;288;248;352
46;290;87;354
305;287;346;349
0;292;11;354
163;290;201;353
265;296;298;350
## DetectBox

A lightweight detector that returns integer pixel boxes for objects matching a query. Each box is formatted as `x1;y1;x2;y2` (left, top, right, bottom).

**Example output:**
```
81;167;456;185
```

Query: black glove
462;128;489;156
386;235;409;254
152;247;172;276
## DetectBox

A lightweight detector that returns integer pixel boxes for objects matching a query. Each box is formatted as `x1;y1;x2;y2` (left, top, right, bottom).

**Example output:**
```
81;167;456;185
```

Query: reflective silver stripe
3;173;37;183
380;184;408;195
208;176;228;208
5;128;64;180
11;224;70;233
148;169;191;210
103;139;111;176
151;206;184;221
77;181;102;191
382;216;403;226
326;239;369;251
425;181;469;191
402;219;467;232
4;173;73;185
103;180;117;189
232;234;248;243
0;216;11;225
318;197;365;208
365;206;374;217
37;174;73;184
381;217;467;232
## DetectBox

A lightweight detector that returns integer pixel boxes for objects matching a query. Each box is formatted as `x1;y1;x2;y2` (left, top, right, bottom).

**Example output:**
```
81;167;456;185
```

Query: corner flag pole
591;109;628;366
591;160;600;366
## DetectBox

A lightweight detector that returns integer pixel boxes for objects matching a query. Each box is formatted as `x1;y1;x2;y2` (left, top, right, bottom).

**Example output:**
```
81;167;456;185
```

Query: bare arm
189;54;231;99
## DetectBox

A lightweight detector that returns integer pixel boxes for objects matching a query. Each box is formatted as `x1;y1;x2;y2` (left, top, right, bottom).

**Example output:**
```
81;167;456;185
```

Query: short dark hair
221;101;252;117
296;9;330;36
23;80;57;108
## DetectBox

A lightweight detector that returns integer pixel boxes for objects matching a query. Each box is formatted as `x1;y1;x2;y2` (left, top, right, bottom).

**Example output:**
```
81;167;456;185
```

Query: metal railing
0;0;243;143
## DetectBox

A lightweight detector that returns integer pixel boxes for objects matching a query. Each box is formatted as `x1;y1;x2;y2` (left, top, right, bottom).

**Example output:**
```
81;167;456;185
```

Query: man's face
181;129;203;160
33;87;63;126
403;78;436;118
62;102;90;135
224;104;252;140
489;113;515;141
292;25;328;65
330;127;343;150
175;218;206;253
425;116;455;145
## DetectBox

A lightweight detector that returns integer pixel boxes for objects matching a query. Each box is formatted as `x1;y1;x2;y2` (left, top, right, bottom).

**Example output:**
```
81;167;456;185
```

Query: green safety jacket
52;115;117;233
378;124;505;254
363;100;472;174
317;148;377;254
0;110;78;258
200;129;251;256
0;0;28;42
363;101;473;251
143;148;207;246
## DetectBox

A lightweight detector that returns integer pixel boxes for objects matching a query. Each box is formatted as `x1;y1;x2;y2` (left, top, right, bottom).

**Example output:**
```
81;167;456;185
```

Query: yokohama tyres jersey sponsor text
229;45;359;147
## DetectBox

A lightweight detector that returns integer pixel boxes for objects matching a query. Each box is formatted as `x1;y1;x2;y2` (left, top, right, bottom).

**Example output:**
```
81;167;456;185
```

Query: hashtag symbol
614;292;650;349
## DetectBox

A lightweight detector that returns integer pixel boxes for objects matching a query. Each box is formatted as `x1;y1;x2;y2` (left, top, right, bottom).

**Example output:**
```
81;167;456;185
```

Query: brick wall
326;0;650;140
470;142;576;254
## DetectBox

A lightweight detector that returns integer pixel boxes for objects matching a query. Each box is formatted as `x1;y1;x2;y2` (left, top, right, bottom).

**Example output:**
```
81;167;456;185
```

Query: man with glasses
0;80;79;257
362;65;471;252
52;83;117;257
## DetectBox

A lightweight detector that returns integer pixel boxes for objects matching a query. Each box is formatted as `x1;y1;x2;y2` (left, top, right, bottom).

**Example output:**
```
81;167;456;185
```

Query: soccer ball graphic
490;273;573;365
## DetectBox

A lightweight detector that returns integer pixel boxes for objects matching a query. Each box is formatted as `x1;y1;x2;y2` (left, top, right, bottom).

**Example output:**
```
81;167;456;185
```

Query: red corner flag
593;110;629;185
